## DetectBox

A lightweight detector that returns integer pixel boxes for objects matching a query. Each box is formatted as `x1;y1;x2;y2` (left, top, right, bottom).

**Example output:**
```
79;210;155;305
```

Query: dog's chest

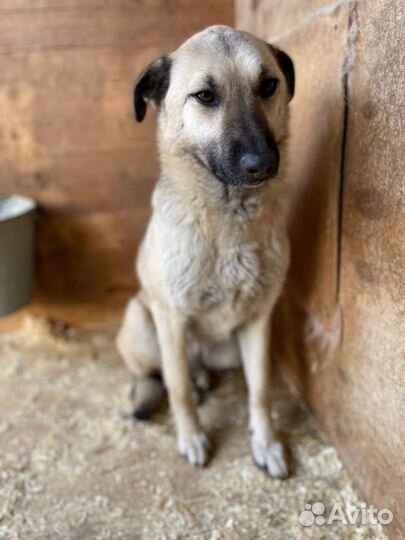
198;242;265;307
161;220;282;318
146;182;289;340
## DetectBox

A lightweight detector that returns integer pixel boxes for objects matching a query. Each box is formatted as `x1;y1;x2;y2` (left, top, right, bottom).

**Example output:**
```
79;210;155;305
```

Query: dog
117;25;294;478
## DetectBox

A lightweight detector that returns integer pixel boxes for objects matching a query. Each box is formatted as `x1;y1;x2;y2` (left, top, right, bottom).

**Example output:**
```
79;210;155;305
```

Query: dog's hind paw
251;439;289;479
131;374;165;421
178;431;210;467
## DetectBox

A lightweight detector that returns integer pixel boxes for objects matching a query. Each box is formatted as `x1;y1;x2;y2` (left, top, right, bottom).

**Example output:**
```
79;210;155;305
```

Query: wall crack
337;1;360;300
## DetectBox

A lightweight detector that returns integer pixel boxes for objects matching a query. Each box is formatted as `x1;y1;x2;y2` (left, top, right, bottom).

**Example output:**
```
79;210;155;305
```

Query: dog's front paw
178;431;210;467
251;438;288;479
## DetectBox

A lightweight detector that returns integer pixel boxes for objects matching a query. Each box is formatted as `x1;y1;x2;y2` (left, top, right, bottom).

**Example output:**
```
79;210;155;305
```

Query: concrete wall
237;0;405;536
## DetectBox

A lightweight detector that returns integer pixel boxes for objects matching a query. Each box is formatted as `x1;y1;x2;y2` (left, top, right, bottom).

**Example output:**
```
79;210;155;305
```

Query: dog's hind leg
116;293;165;420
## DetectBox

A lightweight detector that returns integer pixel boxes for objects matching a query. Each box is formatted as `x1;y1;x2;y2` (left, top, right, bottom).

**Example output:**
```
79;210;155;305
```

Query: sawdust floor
0;317;388;540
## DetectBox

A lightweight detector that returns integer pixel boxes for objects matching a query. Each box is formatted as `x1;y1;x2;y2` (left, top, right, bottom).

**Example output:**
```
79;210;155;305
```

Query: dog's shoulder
138;178;214;310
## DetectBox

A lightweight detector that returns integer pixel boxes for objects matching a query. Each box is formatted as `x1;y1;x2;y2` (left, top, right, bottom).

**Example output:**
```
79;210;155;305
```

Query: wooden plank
0;46;166;83
35;209;149;300
1;157;157;214
0;2;234;51
0;0;224;11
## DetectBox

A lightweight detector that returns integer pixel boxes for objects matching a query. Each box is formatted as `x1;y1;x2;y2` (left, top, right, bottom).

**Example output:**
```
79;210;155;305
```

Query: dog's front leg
238;311;288;479
151;303;210;466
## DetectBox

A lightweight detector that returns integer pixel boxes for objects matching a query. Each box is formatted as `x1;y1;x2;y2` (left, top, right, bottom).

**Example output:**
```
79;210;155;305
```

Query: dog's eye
259;78;279;99
195;90;216;105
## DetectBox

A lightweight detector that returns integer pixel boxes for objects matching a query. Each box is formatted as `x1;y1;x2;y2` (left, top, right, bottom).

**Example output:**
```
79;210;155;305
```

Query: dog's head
134;26;294;187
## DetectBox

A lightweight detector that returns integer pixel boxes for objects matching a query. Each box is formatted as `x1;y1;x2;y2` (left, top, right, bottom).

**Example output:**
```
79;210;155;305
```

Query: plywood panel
237;0;405;535
265;4;346;389
337;0;405;531
236;0;338;38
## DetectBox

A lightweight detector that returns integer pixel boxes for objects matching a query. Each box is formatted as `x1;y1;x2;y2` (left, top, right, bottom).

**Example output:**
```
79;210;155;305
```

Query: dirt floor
0;316;388;540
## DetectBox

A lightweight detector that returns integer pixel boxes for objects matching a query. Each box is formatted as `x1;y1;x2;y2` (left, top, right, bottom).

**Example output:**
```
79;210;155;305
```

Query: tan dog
117;25;294;477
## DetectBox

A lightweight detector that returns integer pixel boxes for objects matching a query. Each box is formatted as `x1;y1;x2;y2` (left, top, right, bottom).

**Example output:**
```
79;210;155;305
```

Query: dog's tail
131;374;166;421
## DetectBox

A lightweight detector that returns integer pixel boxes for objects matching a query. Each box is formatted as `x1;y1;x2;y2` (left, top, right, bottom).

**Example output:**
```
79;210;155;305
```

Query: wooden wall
2;2;404;534
0;0;233;324
237;0;405;536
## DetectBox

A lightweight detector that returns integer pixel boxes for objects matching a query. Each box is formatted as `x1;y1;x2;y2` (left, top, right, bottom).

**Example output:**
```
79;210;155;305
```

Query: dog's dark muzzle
240;147;279;185
206;111;281;187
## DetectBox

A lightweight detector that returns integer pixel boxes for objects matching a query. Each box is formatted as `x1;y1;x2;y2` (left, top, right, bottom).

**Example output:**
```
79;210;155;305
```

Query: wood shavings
0;328;390;540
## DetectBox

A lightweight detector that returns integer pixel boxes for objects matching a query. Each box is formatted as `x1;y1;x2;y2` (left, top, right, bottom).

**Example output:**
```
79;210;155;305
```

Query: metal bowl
0;195;36;318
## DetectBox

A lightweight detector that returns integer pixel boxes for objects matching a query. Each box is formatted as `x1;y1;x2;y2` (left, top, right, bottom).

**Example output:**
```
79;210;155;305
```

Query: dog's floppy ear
268;45;295;101
134;56;172;122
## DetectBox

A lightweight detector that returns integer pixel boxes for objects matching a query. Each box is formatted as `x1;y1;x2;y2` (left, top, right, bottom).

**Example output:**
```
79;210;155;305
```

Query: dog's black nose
240;152;278;180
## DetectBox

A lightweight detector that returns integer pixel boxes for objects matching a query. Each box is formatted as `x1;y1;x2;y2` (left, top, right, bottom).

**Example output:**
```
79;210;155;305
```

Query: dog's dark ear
134;56;172;122
268;45;295;101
